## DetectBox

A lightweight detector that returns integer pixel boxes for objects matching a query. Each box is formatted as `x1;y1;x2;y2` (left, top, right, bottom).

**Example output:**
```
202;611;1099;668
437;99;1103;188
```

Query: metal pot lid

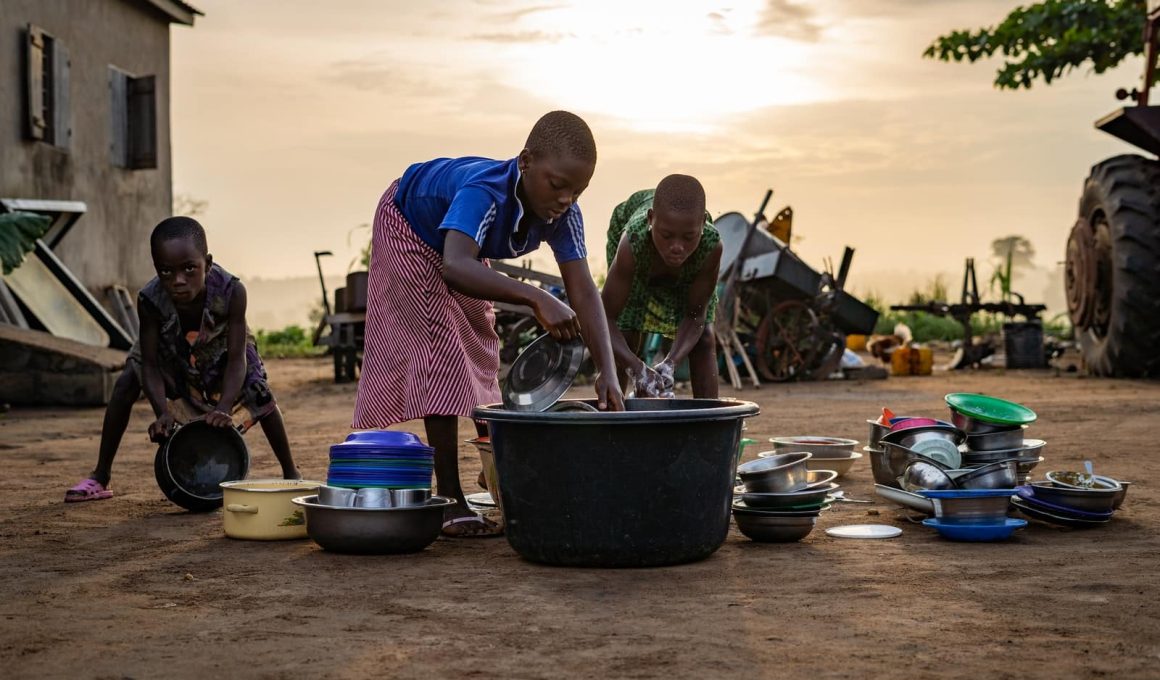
502;334;586;412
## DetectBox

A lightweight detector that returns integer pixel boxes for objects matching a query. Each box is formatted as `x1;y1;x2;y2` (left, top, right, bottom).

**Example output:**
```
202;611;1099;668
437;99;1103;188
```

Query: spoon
1083;460;1095;488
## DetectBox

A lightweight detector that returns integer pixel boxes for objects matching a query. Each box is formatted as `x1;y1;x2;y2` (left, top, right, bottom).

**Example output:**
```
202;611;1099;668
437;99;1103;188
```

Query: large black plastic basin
473;398;759;567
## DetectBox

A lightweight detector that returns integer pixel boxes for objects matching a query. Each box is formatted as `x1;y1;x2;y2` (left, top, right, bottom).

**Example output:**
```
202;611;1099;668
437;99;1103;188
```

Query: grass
255;325;327;359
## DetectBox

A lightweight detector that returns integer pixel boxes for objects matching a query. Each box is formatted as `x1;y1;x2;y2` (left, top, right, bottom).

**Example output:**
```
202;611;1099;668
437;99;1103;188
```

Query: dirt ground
1;356;1158;679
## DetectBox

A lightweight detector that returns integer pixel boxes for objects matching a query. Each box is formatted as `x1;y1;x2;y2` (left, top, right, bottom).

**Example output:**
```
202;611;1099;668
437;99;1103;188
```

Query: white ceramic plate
825;524;903;539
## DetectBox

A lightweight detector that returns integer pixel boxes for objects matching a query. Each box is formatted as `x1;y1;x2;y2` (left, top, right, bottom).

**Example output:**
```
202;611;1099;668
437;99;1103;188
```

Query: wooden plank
52;39;70;149
490;261;564;288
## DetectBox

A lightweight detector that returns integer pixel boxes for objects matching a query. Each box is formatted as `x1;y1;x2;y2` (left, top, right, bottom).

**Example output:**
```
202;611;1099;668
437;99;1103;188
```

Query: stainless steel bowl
1027;482;1119;514
882;441;953;479
740;482;838;509
868;446;899;487
1044;470;1120;490
802;452;861;478
901;460;956;492
867;419;892;451
804;469;839;489
882;425;965;450
738;452;812;493
929;494;1013;524
769;436;858;459
961;439;1046;466
953;460;1018;489
874;484;935;514
291;495;454;554
949;409;1009;433
732;513;817;543
964;426;1025;452
1113;481;1131;510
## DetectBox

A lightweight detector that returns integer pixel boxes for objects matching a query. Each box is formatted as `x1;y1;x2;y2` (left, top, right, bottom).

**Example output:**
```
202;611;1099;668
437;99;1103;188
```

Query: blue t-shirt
394;156;587;264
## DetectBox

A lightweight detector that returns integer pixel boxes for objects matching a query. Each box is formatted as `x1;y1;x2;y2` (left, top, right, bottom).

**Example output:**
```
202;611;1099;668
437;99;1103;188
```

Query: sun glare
480;0;832;134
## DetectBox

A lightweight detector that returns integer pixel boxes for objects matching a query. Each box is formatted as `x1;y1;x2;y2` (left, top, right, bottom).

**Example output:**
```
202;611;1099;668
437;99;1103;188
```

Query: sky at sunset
170;0;1146;324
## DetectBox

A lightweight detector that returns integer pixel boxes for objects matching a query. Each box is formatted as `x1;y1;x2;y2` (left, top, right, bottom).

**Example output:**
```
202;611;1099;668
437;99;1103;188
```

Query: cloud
756;0;823;42
468;30;573;43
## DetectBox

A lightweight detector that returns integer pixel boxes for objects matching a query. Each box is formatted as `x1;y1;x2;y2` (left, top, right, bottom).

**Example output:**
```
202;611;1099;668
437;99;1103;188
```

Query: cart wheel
754;300;838;382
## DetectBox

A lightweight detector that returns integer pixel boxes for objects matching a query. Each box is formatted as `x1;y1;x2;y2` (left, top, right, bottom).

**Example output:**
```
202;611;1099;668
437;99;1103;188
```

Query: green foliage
925;0;1146;89
348;223;371;273
0;212;52;275
255;325;325;359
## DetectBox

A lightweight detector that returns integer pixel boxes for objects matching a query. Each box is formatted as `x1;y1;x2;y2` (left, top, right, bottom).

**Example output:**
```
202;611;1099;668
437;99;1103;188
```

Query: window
109;67;157;169
24;24;70;149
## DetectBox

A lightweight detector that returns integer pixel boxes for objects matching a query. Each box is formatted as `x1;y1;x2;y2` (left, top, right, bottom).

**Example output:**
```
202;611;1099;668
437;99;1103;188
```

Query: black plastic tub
474;398;759;568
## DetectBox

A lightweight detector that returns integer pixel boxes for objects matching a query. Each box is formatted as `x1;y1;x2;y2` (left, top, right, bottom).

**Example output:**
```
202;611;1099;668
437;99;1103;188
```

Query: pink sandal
65;478;113;503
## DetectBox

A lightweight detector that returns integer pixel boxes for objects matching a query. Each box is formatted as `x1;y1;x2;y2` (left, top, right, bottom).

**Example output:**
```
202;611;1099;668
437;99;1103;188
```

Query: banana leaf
0;211;52;275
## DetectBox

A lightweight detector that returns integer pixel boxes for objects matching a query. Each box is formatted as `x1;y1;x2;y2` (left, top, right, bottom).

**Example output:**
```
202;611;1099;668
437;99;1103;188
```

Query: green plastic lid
944;393;1037;426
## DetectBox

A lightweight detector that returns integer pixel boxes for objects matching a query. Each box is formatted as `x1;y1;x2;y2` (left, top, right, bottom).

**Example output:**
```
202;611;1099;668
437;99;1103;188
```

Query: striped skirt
352;181;501;428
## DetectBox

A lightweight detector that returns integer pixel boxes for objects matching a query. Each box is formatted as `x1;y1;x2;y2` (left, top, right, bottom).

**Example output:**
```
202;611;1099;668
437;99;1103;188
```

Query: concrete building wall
0;0;177;295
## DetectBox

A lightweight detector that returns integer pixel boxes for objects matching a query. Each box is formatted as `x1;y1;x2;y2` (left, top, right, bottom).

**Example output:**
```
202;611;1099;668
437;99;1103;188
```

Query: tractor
1066;0;1160;377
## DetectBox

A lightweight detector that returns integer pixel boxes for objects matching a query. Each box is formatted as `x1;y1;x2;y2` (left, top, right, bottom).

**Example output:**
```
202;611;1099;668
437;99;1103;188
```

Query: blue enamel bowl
922;517;1026;542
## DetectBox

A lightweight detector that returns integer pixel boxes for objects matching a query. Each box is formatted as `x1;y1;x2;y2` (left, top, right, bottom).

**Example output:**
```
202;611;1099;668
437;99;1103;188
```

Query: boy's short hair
525;111;597;164
654;174;705;216
151;216;208;256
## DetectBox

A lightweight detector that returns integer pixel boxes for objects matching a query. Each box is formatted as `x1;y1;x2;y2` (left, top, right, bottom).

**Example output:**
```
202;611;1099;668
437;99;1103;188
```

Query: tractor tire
1068;154;1160;377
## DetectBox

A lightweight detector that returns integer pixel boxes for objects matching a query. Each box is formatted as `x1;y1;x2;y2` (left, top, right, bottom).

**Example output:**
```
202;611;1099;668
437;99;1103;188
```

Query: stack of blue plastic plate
327;431;434;489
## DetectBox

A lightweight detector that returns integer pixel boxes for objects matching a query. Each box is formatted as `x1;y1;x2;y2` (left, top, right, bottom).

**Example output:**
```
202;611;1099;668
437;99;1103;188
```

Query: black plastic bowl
474;398;759;567
154;420;249;512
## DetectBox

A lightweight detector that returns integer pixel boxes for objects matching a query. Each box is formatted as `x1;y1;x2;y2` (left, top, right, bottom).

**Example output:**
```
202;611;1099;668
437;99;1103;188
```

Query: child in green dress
601;174;723;398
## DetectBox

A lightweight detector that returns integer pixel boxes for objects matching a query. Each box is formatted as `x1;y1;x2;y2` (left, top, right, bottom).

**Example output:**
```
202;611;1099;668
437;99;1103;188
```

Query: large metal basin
474;398;759;567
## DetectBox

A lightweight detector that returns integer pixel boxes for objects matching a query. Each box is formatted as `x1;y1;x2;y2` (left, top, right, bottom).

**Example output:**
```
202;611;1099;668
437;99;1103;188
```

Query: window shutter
109;67;128;166
52;40;70;150
127;75;157;169
25;25;46;141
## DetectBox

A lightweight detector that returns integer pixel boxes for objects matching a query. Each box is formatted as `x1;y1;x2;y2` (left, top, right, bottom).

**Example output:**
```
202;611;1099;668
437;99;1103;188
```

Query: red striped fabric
352;181;501;428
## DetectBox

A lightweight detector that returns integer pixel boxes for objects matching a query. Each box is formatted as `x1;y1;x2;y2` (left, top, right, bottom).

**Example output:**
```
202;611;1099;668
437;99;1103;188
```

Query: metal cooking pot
220;479;324;540
154;420;249;512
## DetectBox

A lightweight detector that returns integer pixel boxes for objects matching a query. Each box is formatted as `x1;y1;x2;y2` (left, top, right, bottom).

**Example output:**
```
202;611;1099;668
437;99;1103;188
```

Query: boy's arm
662;241;723;369
599;235;646;375
559;257;626;412
206;283;249;428
443;231;581;341
139;303;172;441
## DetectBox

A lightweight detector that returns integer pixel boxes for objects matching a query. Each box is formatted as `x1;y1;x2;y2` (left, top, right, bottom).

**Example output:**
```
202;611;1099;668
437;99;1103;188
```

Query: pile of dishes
295;431;450;554
946;393;1044;485
1011;468;1130;528
326;431;434;491
732;452;838;543
767;436;862;477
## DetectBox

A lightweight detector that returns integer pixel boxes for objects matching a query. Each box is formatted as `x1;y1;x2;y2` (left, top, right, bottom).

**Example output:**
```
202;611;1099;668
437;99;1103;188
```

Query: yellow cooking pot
219;479;323;540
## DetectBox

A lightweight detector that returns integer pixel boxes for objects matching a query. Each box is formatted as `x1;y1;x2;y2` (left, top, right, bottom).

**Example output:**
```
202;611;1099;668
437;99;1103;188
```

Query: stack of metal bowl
767;436;862;477
732;453;837;542
1010;469;1129;528
947;393;1044;485
916;489;1026;542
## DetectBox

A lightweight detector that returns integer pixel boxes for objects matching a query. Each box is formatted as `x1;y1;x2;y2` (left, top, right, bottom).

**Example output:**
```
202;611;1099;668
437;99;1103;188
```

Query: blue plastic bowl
917;489;1018;499
922;517;1026;542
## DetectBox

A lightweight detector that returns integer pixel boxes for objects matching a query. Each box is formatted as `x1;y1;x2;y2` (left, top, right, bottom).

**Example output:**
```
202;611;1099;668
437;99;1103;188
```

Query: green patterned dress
605;189;719;338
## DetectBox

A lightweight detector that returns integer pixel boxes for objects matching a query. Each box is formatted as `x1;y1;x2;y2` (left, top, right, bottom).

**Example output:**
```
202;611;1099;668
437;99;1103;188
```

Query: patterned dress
605;189;720;338
127;263;276;429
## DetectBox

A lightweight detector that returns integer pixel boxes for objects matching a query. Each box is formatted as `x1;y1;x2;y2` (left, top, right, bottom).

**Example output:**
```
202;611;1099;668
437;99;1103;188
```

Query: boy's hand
205;409;233;428
593;372;625;411
653;359;676;398
148;412;176;443
532;291;581;342
627;364;665;398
